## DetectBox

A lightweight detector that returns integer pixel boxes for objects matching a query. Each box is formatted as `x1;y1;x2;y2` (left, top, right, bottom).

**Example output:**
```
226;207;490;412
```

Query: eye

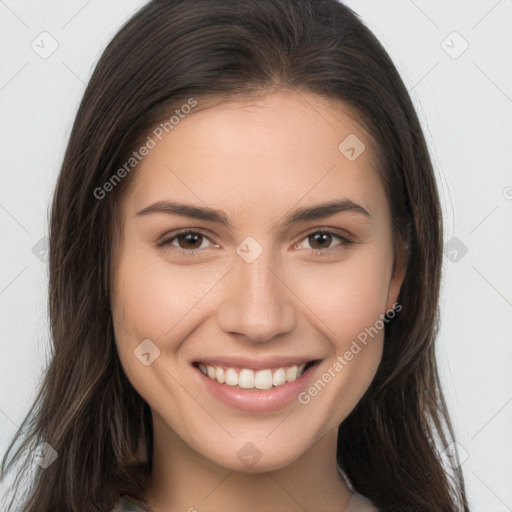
157;230;218;255
294;229;353;254
157;228;353;257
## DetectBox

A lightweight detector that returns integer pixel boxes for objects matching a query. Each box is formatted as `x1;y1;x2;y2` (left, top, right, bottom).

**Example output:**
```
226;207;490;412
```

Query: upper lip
192;356;321;370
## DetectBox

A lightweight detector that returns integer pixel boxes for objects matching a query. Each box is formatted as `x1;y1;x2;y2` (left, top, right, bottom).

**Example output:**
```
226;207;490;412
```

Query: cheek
110;251;218;407
294;245;393;344
112;239;393;352
291;253;391;424
111;246;222;357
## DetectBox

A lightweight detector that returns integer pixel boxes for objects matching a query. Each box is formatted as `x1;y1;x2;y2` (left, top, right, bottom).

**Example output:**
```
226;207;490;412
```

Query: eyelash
157;228;354;257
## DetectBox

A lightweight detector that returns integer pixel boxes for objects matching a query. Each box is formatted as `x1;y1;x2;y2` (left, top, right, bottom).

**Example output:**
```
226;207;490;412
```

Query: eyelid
292;228;354;252
156;228;219;249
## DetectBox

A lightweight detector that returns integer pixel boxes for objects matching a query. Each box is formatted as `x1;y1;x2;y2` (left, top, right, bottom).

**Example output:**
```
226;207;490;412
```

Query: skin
110;90;407;512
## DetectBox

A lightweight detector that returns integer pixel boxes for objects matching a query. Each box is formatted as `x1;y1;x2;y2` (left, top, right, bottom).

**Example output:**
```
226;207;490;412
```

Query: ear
385;234;408;311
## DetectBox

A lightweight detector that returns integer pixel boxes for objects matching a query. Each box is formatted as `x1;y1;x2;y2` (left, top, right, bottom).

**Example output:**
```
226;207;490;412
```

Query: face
110;90;406;473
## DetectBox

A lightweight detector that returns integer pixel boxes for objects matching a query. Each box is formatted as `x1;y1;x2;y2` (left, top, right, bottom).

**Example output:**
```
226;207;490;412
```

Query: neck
143;411;352;512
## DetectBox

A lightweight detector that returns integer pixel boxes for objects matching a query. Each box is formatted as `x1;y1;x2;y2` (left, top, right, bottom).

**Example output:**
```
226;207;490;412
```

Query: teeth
239;369;255;389
285;365;297;382
215;367;225;384
272;368;286;387
197;362;309;389
225;368;238;386
254;369;273;390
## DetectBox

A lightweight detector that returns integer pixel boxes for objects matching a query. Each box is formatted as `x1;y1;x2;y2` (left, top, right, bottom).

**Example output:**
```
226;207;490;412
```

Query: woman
0;1;469;511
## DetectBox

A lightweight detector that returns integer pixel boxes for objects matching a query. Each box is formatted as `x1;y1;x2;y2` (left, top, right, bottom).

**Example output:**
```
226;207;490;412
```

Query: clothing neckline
112;490;377;512
113;466;376;511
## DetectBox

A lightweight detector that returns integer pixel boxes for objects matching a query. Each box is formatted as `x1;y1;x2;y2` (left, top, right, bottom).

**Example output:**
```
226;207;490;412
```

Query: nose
216;252;297;343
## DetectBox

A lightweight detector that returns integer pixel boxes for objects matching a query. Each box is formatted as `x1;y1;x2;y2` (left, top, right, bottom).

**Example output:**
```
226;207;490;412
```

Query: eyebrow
136;199;371;227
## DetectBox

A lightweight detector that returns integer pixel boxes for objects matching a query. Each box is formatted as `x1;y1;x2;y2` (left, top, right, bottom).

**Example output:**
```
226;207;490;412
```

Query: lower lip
193;363;320;413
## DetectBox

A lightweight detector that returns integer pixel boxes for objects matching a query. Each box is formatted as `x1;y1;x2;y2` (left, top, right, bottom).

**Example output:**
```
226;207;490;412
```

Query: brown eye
308;232;334;250
175;232;204;250
158;230;216;255
295;229;353;254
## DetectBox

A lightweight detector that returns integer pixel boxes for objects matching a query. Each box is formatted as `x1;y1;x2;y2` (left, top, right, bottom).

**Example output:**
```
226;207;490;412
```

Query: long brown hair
0;1;469;510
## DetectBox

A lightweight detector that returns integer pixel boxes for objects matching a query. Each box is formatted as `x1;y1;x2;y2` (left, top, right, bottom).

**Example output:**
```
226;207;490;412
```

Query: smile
191;357;322;412
194;361;317;389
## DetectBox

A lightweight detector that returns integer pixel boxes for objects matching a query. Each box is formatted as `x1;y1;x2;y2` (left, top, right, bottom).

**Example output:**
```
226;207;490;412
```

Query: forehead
119;91;387;223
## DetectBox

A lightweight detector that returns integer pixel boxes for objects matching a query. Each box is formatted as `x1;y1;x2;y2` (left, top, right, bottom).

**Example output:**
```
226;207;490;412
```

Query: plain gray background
1;1;511;510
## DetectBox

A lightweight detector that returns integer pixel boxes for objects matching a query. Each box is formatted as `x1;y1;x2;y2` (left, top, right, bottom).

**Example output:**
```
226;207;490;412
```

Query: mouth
191;359;321;390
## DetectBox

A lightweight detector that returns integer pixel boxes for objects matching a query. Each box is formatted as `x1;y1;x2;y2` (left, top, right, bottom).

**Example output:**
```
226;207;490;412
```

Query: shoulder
344;491;379;512
108;492;378;512
109;494;148;512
